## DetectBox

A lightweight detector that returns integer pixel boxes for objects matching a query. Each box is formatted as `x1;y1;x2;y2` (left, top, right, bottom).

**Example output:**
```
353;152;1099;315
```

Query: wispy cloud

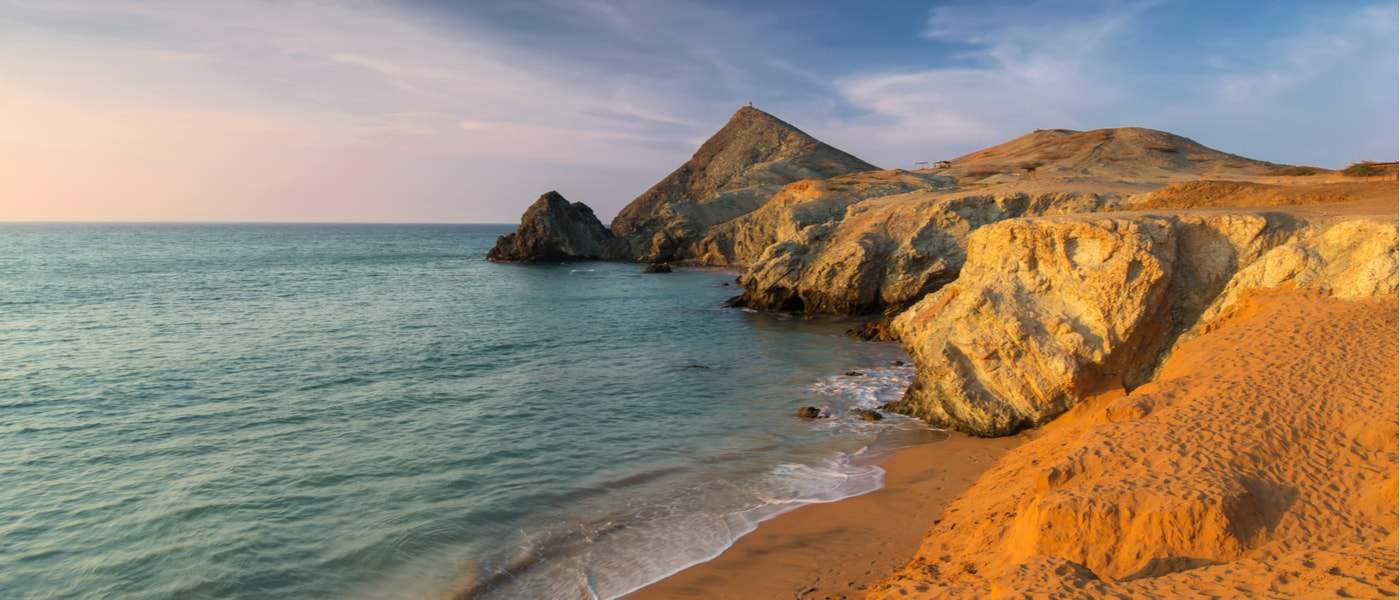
827;1;1153;164
0;0;1393;222
824;0;1395;168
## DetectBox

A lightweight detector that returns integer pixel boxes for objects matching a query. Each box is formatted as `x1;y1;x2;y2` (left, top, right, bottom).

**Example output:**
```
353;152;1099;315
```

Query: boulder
891;217;1179;436
795;406;828;419
643;263;673;274
888;212;1398;437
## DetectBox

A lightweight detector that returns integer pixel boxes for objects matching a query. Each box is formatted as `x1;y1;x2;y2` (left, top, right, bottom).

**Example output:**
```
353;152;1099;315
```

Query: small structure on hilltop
934;160;953;169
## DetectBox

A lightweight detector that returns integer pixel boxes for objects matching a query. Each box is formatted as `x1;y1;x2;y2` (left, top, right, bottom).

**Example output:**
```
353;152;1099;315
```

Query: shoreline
623;430;1021;600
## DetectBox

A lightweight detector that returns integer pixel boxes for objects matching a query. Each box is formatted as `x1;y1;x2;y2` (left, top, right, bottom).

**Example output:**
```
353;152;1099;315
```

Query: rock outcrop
695;169;953;266
872;291;1399;598
487;191;623;262
889;213;1397;436
730;190;1120;314
609;106;877;262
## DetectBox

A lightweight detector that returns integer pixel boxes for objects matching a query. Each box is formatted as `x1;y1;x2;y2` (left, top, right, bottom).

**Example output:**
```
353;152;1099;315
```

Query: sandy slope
869;289;1399;598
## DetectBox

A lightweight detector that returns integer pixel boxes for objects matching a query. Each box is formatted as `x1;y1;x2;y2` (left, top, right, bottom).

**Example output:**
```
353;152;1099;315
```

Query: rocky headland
490;106;1396;434
491;106;1398;598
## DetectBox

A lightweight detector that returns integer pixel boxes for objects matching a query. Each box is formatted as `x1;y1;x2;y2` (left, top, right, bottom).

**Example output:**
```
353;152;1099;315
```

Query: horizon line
0;219;520;226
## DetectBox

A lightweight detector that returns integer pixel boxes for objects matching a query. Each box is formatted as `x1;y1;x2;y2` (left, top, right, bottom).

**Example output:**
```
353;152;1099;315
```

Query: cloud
1158;3;1398;165
0;0;1393;222
823;1;1152;165
826;0;1395;168
0;0;725;221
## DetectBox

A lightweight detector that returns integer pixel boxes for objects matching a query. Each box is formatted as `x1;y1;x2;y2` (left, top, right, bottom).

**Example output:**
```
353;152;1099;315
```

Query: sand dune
870;289;1398;598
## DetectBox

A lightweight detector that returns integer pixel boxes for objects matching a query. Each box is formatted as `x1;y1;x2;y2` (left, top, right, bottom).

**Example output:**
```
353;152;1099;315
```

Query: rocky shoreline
489;106;1398;436
487;105;1398;597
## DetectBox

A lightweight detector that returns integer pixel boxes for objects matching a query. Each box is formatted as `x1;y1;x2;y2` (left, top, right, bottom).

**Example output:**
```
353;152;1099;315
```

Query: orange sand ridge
870;290;1398;598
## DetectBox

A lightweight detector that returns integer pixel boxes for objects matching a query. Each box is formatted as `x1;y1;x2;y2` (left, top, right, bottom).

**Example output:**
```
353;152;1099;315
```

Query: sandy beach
628;287;1398;599
625;432;1020;600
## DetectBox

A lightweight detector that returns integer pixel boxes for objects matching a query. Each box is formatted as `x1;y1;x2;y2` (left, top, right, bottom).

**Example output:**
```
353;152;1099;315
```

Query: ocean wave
439;447;886;600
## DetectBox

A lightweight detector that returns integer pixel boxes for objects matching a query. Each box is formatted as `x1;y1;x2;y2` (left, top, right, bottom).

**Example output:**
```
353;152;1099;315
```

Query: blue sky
1;0;1395;222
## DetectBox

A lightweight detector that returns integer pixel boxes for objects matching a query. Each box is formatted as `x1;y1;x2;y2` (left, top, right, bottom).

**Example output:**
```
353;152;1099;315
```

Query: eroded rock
889;212;1398;437
734;191;1120;314
891;217;1178;436
487;191;624;262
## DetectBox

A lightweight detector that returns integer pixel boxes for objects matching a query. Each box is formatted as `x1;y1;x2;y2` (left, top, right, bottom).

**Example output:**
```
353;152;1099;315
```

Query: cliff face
487;191;623;262
889;212;1397;436
695;169;952;267
609;106;877;262
728;190;1120;314
484;112;1398;439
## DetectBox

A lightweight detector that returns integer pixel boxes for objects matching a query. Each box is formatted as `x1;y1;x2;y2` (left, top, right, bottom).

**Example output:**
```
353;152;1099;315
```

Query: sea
0;223;939;600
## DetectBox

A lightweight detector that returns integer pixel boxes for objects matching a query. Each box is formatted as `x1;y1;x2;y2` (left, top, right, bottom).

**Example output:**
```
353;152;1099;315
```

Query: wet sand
624;432;1020;600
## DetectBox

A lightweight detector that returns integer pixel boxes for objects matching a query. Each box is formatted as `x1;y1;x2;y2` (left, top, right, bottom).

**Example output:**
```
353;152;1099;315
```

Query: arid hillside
937;126;1280;184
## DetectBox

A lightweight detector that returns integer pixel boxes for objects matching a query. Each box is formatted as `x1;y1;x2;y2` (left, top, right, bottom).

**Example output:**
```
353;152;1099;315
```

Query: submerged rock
642;263;672;273
846;321;896;342
795;406;829;419
844;370;866;377
853;408;884;422
487;191;624;262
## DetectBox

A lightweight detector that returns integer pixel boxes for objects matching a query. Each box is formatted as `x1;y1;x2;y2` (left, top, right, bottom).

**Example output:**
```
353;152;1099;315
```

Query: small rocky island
485;190;622;262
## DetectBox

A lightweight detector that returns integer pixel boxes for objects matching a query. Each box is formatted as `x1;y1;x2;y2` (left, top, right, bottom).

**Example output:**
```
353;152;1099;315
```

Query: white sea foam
439;442;893;600
428;360;926;600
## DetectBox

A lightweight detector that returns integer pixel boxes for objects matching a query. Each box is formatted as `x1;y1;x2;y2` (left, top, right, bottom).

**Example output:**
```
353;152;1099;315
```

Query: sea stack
487;191;623;262
486;106;877;264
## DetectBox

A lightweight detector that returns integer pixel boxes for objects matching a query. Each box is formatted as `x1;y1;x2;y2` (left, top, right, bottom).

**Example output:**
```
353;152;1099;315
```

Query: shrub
1343;161;1388;177
1270;166;1326;176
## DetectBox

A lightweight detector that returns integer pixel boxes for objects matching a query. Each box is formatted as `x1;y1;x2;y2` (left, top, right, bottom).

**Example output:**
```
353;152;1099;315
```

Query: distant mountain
940;127;1281;183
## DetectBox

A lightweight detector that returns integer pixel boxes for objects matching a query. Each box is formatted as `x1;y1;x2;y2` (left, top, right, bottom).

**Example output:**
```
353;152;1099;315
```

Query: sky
1;0;1396;223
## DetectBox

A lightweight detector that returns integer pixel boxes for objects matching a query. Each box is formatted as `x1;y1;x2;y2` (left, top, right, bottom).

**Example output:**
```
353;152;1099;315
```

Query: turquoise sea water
0;223;929;599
